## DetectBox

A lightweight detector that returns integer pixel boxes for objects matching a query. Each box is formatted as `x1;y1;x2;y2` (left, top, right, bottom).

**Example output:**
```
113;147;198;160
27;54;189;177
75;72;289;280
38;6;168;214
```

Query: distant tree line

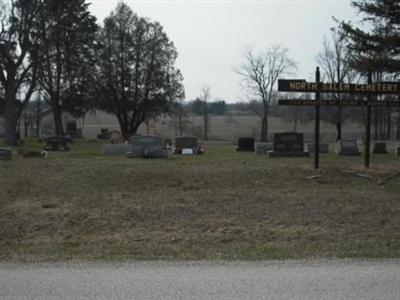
0;0;184;145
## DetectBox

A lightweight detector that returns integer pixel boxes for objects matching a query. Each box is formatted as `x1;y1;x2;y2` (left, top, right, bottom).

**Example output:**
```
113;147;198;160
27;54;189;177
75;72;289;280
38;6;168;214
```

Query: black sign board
279;99;400;107
278;79;400;94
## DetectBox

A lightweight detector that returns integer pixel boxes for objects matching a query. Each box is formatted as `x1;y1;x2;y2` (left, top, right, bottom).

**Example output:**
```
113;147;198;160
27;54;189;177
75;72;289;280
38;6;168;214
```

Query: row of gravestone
102;135;204;158
2;132;399;161
237;133;400;157
0;136;70;161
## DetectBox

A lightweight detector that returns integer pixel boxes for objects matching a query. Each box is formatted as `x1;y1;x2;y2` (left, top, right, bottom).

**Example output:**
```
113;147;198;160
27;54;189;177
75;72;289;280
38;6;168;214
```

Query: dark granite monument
337;140;361;156
44;136;69;151
0;147;12;160
66;121;81;138
269;132;310;157
97;128;109;140
373;142;388;154
237;137;255;152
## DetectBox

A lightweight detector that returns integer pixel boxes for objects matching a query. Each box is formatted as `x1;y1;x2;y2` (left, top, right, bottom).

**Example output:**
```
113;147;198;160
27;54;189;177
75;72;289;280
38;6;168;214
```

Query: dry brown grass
0;140;400;262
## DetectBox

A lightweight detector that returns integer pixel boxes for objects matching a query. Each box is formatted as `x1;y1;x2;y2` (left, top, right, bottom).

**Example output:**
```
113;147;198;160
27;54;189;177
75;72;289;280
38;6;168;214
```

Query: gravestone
174;136;203;154
337;140;361;156
97;128;109;140
236;137;255;152
66;121;81;138
127;135;168;158
109;131;122;144
255;142;273;155
0;147;12;160
102;143;131;155
164;138;172;147
18;148;46;158
373;142;388;154
269;132;310;157
44;136;69;151
307;143;329;154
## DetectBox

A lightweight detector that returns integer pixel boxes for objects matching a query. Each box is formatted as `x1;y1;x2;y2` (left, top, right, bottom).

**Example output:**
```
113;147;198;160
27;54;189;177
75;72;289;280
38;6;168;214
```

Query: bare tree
237;45;296;141
170;102;189;136
0;0;40;145
199;85;210;141
316;29;357;141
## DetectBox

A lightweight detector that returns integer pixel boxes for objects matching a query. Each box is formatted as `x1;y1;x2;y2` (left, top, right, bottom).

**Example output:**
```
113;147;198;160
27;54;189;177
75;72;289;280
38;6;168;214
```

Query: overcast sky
88;0;359;102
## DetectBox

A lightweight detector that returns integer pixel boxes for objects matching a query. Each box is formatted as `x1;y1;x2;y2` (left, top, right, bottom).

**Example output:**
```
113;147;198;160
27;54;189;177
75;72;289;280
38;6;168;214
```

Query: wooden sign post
278;68;400;169
315;67;320;169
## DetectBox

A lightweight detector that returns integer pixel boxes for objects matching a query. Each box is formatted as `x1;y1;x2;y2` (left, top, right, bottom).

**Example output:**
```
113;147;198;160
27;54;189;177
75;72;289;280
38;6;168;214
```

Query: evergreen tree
35;0;98;136
341;0;400;73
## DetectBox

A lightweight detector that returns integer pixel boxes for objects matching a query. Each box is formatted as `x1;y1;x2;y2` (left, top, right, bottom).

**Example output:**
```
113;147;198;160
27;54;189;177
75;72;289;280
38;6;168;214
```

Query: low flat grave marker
269;132;310;157
237;137;255;152
102;143;131;155
0;147;12;160
255;142;273;155
44;136;69;151
337;140;361;156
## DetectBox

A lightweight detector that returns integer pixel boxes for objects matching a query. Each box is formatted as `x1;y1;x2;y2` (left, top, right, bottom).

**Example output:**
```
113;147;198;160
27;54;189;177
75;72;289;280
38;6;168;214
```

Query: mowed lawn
1;140;400;261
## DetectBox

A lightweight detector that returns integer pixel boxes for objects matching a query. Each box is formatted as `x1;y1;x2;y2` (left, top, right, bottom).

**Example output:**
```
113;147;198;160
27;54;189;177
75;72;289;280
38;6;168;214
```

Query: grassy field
83;113;366;142
1;140;400;262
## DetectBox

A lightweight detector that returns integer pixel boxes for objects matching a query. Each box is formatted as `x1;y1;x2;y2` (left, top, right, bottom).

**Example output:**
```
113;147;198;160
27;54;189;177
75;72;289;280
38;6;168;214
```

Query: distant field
82;112;366;142
0;140;400;262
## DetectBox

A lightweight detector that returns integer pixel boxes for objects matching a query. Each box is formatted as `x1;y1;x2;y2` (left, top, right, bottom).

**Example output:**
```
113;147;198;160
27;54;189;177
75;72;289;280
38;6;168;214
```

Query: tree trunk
23;114;29;139
4;101;18;145
203;102;209;141
336;122;342;142
336;107;342;142
116;115;128;138
204;115;208;141
35;102;41;137
51;102;64;136
397;110;400;140
178;114;183;136
374;108;378;141
387;109;391;140
4;80;18;145
260;110;269;142
36;116;40;137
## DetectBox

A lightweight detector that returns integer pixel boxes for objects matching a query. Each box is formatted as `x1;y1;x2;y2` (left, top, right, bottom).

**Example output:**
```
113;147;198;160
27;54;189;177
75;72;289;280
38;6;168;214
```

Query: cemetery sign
278;68;400;169
278;80;400;94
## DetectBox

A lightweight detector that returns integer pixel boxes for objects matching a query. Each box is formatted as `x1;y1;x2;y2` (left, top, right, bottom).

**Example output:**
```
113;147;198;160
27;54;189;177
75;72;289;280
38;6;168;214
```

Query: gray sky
88;0;358;102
